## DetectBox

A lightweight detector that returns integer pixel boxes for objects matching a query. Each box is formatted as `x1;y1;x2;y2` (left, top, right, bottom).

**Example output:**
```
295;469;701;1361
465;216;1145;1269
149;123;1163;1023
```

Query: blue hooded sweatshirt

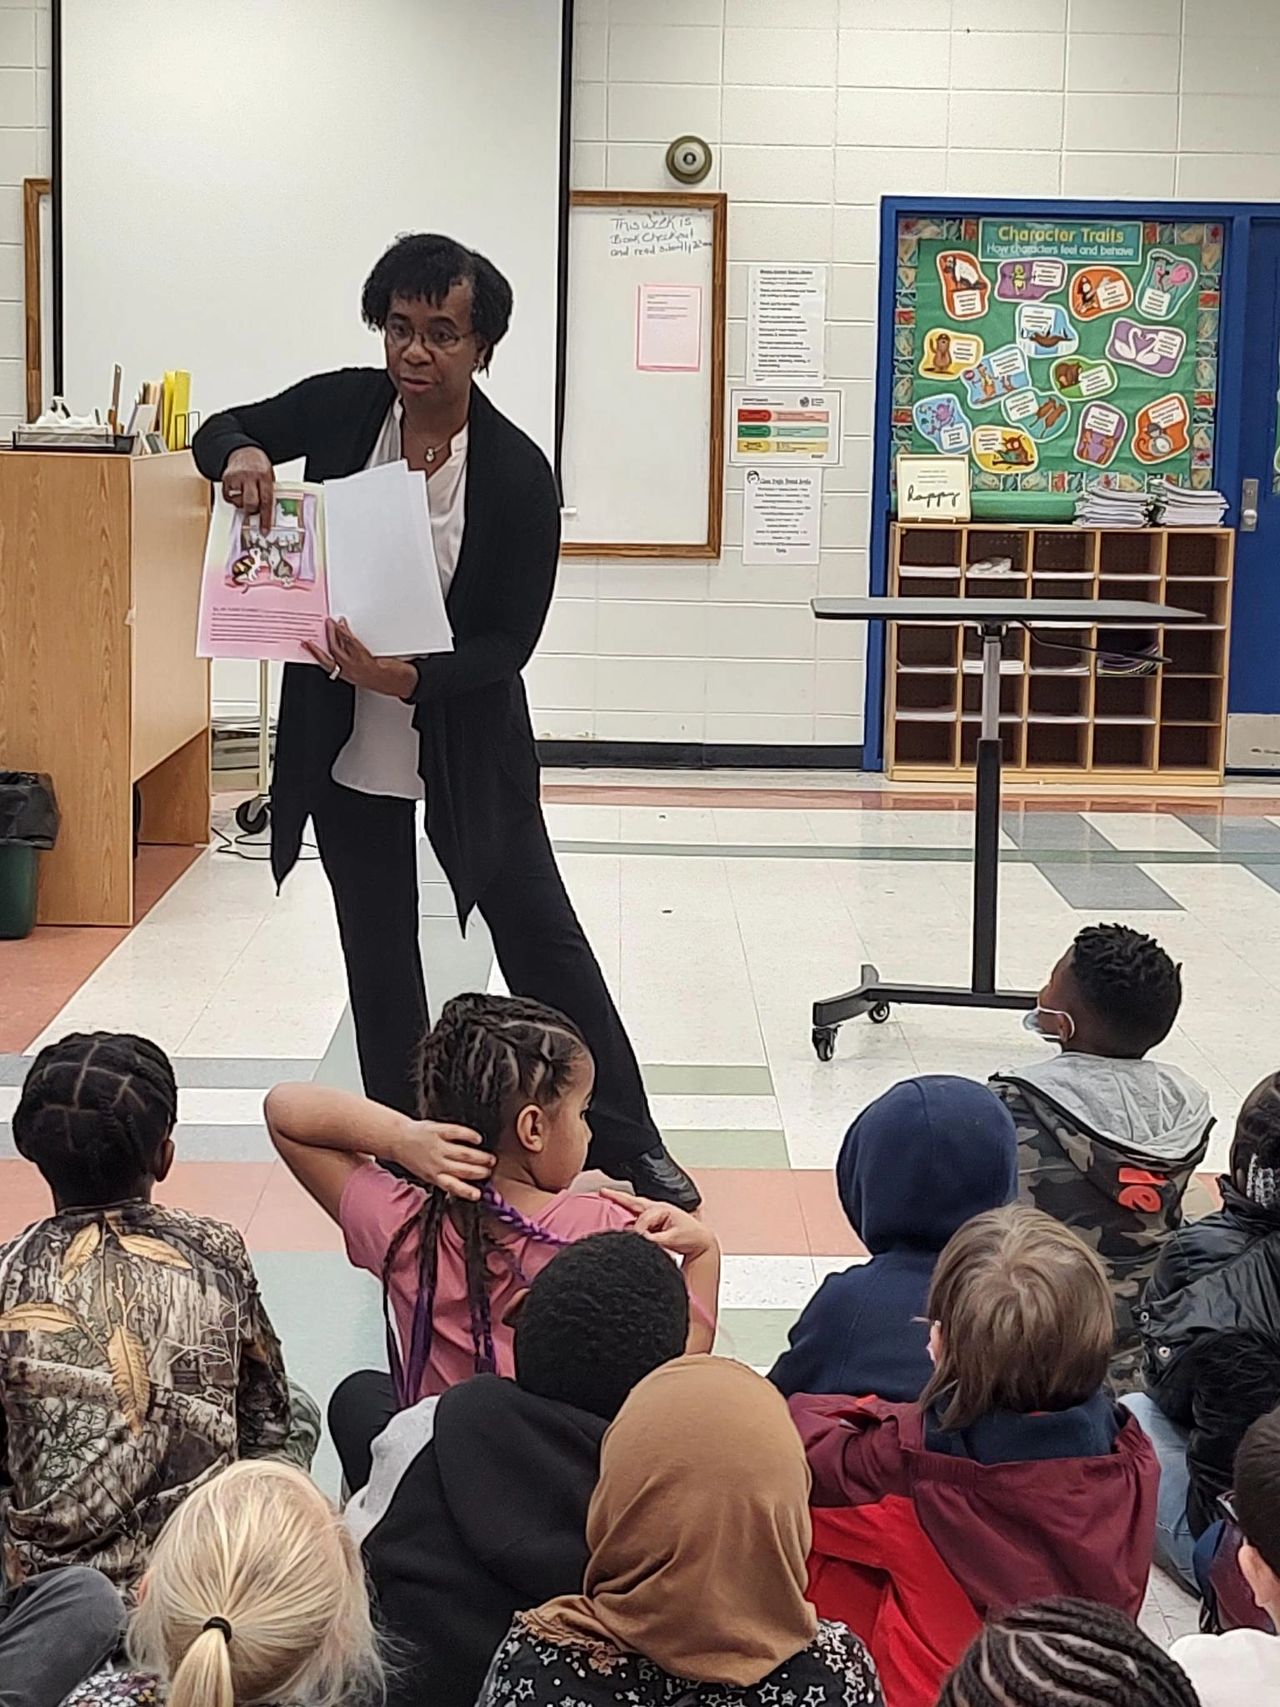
770;1075;1018;1402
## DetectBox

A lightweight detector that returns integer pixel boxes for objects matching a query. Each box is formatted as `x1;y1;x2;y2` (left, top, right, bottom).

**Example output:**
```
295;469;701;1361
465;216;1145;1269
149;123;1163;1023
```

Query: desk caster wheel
812;1027;837;1063
235;795;271;837
869;1002;891;1024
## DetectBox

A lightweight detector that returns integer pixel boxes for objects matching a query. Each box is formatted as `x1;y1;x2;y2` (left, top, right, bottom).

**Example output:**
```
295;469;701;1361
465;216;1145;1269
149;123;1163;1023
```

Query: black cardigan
193;369;559;920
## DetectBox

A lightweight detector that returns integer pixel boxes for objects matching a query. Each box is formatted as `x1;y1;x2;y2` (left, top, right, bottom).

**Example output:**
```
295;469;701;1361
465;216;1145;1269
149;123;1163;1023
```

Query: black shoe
628;1145;702;1211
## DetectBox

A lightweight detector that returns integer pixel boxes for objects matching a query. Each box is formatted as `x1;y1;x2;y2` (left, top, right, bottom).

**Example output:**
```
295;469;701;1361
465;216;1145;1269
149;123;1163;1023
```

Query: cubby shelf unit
885;522;1234;786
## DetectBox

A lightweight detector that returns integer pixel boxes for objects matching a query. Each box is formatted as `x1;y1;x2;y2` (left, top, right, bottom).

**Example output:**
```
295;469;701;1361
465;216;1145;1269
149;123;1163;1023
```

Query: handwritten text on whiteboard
609;212;711;259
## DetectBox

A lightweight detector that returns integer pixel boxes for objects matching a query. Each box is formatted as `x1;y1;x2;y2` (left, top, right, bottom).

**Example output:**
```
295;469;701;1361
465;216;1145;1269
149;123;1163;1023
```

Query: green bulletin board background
892;215;1223;520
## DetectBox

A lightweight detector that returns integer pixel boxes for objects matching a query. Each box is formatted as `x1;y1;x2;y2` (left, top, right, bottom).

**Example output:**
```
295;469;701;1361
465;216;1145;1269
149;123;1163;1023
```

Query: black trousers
329;1367;397;1494
311;778;659;1174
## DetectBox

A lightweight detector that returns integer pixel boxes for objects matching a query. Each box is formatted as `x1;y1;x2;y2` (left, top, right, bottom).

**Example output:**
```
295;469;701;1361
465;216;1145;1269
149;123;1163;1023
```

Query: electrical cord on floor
211;821;319;863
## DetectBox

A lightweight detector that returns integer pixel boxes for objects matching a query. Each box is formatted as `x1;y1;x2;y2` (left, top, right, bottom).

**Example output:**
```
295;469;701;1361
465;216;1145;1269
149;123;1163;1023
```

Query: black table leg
811;622;1034;1061
971;733;1001;995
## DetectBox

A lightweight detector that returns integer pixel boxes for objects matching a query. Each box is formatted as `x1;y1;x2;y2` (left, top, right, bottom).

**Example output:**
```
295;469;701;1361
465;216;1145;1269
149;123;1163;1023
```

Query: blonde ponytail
168;1624;236;1707
129;1460;383;1707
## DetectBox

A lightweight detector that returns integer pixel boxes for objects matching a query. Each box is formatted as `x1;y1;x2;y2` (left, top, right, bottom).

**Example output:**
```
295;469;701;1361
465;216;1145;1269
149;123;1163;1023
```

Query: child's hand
600;1188;718;1259
392;1120;494;1200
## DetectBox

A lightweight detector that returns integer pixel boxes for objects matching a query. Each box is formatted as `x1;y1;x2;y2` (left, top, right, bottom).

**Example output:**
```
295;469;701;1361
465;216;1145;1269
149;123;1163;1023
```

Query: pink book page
197;486;330;663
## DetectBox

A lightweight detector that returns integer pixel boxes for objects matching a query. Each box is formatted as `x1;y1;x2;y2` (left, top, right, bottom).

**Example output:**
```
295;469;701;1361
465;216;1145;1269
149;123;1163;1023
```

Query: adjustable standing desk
808;596;1204;1061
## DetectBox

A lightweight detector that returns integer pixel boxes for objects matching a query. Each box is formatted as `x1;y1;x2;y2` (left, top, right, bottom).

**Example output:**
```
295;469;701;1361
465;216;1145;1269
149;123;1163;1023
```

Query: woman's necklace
403;420;455;468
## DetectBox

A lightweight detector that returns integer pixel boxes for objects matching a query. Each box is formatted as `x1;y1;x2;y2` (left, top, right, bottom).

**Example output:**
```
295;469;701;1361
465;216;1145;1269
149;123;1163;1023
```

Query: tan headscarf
526;1355;818;1687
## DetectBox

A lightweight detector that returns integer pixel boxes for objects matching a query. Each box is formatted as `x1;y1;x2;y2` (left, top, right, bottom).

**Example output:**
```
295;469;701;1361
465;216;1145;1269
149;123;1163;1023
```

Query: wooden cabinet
885;522;1233;785
0;450;210;924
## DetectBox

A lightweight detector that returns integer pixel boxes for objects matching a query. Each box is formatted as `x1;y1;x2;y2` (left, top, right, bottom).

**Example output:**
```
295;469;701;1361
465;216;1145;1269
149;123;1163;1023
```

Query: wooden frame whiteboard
561;191;726;558
23;177;50;422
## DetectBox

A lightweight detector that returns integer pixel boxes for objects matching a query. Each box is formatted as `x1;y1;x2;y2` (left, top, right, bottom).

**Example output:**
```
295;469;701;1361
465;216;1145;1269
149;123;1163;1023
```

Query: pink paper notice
636;282;703;372
197;489;329;663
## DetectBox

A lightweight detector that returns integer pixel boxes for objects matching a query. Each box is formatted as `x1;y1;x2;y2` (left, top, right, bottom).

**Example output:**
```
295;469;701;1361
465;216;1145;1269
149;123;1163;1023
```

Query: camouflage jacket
990;1056;1212;1394
0;1200;291;1589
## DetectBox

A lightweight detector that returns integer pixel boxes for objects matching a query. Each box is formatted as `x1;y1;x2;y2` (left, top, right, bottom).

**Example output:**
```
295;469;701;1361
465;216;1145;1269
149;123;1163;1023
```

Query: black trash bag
0;772;59;849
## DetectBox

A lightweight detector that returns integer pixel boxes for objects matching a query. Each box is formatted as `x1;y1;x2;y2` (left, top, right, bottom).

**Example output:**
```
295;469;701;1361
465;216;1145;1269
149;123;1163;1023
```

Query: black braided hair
13;1031;178;1205
1069;922;1182;1054
1232;1071;1280;1195
938;1598;1200;1707
383;993;591;1405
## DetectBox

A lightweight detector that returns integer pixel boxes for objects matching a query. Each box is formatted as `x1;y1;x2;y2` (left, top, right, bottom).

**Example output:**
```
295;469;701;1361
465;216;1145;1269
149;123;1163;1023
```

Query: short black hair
1235;1405;1280;1576
1068;922;1182;1055
361;233;512;369
13;1032;178;1202
514;1232;689;1421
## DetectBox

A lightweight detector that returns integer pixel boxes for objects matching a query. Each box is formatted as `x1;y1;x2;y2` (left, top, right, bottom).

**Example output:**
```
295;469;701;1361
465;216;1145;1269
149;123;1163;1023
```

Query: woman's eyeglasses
385;319;469;353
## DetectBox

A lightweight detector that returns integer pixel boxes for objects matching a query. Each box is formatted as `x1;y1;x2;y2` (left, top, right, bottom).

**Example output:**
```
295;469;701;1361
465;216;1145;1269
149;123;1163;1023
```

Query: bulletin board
892;213;1223;520
561;191;726;557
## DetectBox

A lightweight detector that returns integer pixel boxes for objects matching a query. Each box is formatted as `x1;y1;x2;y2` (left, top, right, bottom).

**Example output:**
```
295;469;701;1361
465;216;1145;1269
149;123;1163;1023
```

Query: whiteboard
561;193;726;557
59;0;563;456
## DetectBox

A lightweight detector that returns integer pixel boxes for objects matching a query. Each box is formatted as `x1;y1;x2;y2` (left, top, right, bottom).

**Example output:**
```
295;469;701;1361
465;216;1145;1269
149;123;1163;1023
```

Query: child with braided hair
938;1597;1200;1707
266;993;719;1433
1;1031;309;1592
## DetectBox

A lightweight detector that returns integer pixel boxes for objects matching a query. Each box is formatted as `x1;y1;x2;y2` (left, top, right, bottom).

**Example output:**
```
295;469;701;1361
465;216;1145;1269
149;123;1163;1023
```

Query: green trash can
0;772;59;941
0;844;39;939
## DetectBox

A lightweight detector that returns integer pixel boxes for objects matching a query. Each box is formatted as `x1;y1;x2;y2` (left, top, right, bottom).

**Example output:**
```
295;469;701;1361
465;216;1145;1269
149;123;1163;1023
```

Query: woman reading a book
193;233;697;1211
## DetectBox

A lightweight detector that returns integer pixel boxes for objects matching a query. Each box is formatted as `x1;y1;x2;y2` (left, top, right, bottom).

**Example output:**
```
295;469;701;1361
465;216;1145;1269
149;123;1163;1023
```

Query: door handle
1242;477;1259;532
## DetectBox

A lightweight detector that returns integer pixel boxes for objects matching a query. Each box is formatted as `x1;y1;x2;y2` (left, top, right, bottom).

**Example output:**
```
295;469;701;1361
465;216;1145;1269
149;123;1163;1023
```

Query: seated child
2;1032;307;1591
1170;1405;1280;1705
478;1357;883;1707
1126;1071;1280;1591
266;992;720;1411
345;1230;692;1707
771;1075;1017;1401
64;1459;384;1707
1195;1514;1272;1635
989;921;1212;1390
939;1597;1200;1707
790;1204;1157;1707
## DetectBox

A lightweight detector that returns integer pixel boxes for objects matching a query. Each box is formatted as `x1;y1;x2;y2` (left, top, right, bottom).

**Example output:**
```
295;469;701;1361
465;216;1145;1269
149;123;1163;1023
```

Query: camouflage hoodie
989;1054;1212;1392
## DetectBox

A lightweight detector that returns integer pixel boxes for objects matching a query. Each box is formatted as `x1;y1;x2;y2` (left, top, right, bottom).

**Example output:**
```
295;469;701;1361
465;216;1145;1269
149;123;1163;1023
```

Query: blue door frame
862;196;1277;773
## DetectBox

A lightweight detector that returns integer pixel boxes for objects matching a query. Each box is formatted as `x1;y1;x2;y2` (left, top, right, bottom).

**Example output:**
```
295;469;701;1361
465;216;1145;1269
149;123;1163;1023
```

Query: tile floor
4;767;1266;1641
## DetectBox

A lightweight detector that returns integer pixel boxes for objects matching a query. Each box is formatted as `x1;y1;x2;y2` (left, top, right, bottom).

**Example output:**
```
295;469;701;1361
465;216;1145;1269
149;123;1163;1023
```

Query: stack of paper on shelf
1151;478;1229;526
1074;482;1151;528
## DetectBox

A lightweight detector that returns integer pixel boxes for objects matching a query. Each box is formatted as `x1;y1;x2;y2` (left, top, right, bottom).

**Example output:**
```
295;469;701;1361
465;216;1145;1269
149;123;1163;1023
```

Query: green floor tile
714;1307;799;1369
664;1129;789;1168
643;1063;775;1096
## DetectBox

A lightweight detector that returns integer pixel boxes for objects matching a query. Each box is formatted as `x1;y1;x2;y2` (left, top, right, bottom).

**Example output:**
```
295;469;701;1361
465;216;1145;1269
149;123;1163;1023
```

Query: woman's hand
305;617;418;698
222;447;275;524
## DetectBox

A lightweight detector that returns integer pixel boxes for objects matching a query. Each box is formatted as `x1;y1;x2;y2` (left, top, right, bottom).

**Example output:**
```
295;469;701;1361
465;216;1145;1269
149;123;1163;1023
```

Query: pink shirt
340;1163;636;1398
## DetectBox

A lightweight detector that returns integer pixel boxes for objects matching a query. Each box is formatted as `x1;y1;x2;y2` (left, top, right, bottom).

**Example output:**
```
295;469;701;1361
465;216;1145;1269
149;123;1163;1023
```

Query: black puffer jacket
1139;1180;1280;1534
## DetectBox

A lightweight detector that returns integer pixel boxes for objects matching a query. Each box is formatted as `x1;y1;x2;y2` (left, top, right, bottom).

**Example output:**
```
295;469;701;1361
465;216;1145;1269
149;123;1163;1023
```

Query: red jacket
790;1394;1158;1707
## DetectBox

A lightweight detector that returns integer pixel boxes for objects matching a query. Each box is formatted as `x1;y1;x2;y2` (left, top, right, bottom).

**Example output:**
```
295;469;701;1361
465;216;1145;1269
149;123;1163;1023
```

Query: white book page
323;463;453;657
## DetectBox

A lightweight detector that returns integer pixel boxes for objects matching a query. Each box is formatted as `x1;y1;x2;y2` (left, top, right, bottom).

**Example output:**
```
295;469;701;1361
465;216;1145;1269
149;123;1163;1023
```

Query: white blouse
330;403;468;800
